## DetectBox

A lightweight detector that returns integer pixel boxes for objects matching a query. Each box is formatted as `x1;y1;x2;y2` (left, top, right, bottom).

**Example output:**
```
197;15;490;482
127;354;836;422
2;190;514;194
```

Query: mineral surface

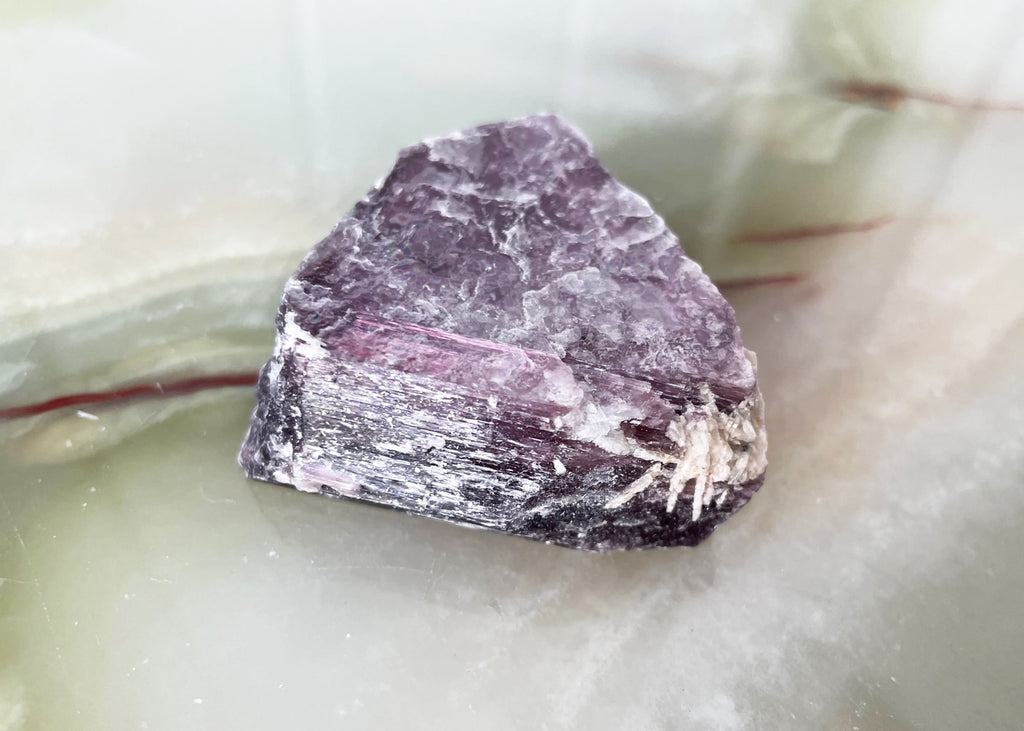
239;115;766;551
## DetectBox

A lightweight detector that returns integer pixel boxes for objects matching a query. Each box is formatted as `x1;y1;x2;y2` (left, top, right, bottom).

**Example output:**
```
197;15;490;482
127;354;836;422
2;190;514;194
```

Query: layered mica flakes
239;115;766;551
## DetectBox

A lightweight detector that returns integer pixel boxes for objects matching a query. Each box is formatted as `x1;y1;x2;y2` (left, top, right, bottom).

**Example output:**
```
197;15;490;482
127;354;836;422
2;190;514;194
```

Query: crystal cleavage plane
239;115;767;551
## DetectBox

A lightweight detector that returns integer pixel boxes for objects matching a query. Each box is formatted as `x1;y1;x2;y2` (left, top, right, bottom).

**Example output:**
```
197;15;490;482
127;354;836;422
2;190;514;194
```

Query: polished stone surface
2;0;1023;728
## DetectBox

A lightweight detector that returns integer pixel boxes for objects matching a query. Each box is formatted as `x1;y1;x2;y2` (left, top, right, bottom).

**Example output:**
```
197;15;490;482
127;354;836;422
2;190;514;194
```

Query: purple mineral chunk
239;115;766;551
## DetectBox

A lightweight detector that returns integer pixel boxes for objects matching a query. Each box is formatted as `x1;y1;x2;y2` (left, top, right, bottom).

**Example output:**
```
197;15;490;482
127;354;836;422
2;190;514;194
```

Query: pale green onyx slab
2;0;1023;728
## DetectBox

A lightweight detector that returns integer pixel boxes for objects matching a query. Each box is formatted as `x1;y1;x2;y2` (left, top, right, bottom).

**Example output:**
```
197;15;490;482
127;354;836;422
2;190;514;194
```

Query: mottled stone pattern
240;115;766;551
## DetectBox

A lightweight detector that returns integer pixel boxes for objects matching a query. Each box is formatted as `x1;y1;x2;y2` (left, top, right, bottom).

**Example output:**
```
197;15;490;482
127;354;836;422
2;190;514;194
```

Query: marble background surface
1;1;1023;729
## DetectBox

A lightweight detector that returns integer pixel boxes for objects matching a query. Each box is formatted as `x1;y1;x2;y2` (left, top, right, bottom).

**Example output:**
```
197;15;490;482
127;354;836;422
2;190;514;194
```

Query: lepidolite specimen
240;115;766;551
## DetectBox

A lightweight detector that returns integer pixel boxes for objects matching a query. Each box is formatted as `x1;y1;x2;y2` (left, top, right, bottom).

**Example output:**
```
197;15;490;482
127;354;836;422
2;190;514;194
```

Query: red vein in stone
715;271;808;290
734;215;894;244
0;372;259;421
836;82;1024;113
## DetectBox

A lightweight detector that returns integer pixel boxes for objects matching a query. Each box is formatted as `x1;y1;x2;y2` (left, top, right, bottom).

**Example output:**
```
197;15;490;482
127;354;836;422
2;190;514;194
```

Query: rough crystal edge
238;114;769;551
238;317;768;551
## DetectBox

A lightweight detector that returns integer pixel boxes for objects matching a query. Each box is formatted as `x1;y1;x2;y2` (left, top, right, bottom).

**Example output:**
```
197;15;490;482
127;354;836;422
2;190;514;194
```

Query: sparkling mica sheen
239;115;766;550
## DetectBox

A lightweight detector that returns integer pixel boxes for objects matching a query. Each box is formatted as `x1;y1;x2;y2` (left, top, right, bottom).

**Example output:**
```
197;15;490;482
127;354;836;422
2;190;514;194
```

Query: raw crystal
239;115;766;551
